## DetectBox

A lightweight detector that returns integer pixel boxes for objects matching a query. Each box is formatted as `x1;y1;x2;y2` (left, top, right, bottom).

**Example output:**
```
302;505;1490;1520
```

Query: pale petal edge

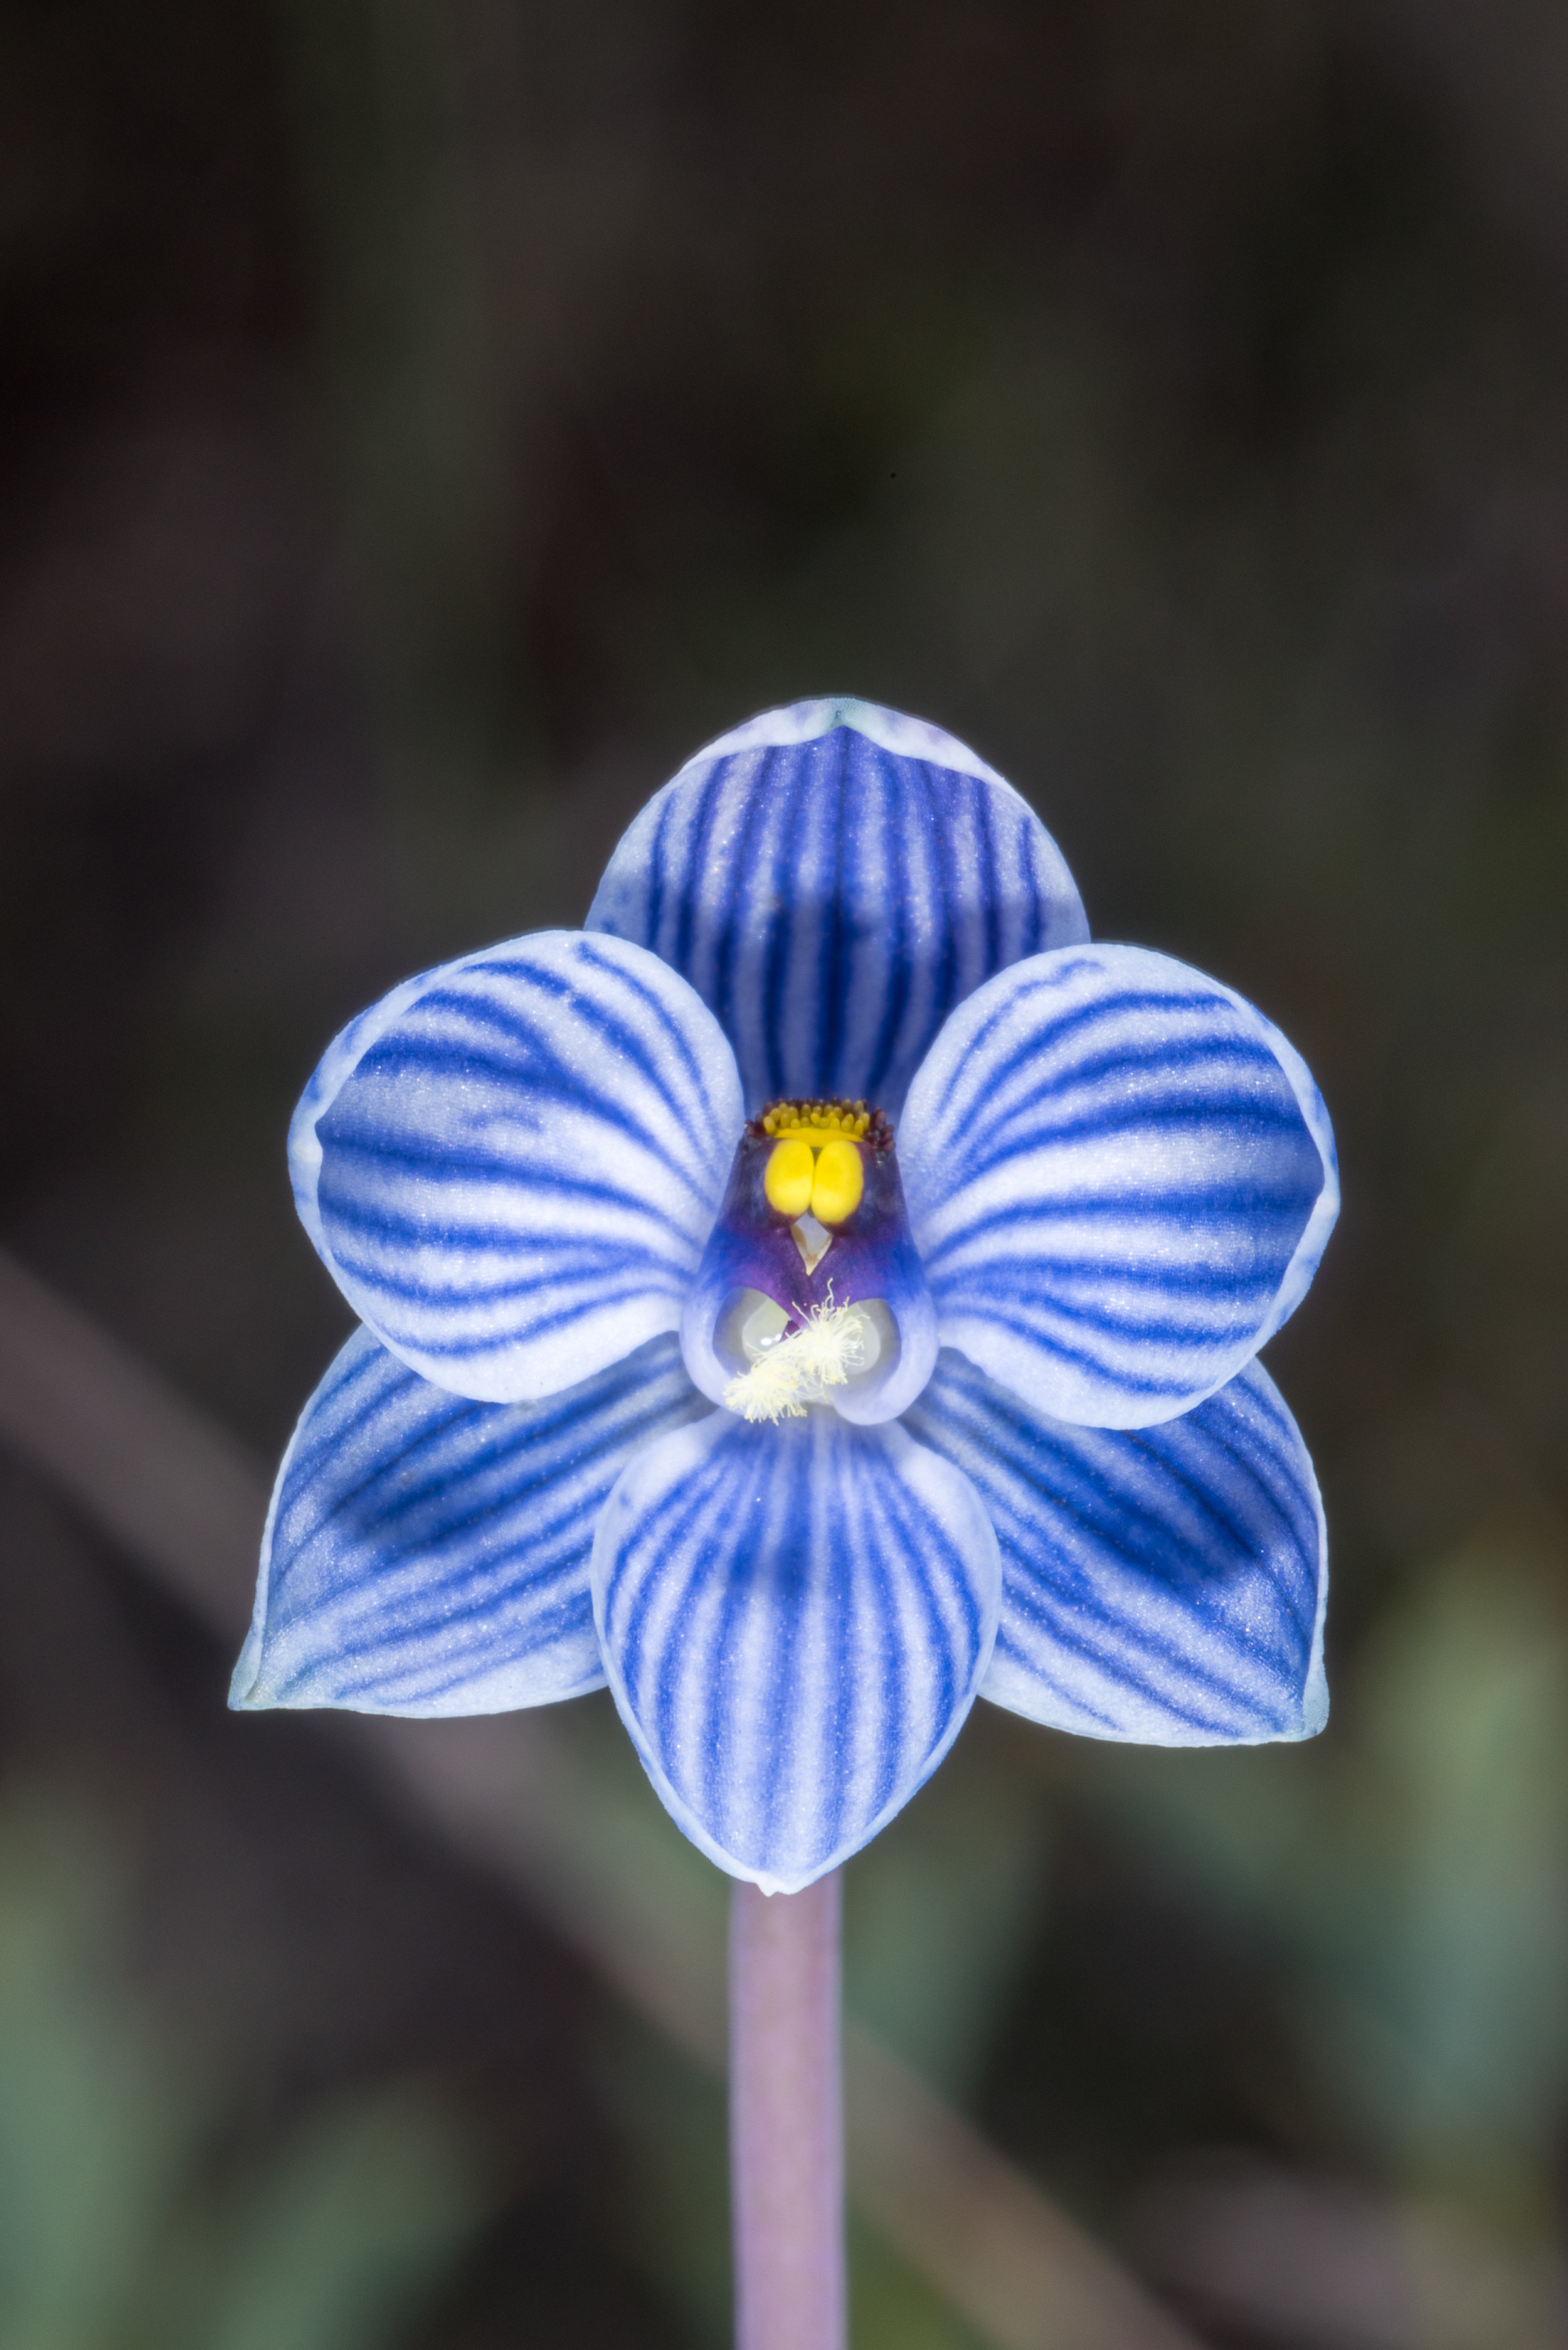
665;694;1017;795
1244;994;1340;1352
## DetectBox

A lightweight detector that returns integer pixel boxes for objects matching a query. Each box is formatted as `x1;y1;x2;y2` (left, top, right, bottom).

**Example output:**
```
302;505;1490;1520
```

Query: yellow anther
810;1135;864;1225
764;1138;815;1218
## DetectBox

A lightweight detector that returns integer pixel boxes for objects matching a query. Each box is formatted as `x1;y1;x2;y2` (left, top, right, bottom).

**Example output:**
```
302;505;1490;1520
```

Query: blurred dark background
1;1;1567;2343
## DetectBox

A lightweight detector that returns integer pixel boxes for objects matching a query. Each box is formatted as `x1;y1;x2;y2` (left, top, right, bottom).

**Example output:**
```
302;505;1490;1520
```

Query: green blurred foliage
1094;1543;1568;2225
0;1793;491;2350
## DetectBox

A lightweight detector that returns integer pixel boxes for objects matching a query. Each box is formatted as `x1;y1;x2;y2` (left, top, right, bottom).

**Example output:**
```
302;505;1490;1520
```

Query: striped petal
901;945;1338;1428
231;1327;706;1716
904;1351;1327;1745
290;930;744;1402
586;698;1087;1117
591;1408;1001;1891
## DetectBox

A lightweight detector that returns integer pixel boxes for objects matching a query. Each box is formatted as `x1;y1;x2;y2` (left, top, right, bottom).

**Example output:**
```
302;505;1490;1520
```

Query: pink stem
729;1870;847;2350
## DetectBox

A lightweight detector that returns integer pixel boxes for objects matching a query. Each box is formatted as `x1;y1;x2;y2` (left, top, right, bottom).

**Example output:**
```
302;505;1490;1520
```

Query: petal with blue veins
591;1407;1002;1891
901;944;1338;1428
231;1327;707;1716
904;1351;1327;1745
291;930;744;1401
586;698;1088;1117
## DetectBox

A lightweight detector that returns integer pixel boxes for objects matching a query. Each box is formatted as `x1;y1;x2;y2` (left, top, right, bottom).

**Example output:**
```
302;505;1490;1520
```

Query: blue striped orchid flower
233;700;1338;1893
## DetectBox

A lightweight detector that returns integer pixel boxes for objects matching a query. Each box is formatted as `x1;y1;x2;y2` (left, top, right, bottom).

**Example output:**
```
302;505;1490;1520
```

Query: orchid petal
231;1327;705;1716
591;1407;1001;1891
904;1351;1327;1744
290;930;744;1401
586;698;1087;1116
901;944;1338;1427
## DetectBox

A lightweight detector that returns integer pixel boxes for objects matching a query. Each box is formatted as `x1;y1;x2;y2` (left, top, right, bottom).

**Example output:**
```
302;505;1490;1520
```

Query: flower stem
729;1869;847;2350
